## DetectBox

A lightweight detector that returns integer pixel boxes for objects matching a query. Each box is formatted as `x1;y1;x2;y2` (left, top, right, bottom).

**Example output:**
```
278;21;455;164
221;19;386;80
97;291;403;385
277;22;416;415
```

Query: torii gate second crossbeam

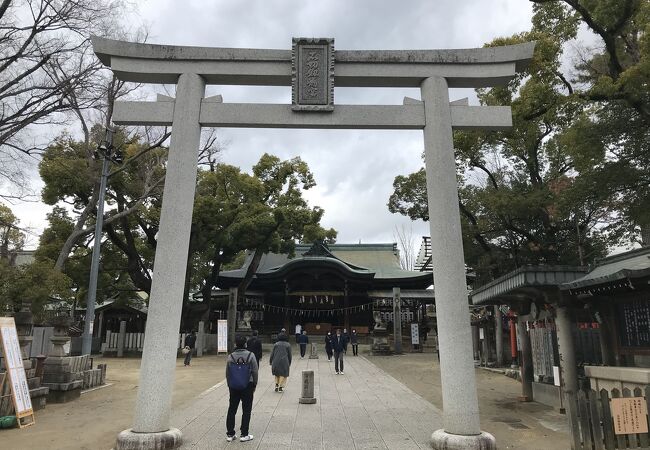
91;36;534;450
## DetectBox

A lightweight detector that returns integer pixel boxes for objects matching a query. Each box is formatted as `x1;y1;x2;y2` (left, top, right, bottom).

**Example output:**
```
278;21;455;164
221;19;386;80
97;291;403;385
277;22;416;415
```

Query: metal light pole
82;128;114;356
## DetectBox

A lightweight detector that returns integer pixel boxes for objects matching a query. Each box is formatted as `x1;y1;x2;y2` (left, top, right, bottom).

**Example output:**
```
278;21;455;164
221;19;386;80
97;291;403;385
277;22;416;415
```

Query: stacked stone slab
83;363;107;389
42;354;89;403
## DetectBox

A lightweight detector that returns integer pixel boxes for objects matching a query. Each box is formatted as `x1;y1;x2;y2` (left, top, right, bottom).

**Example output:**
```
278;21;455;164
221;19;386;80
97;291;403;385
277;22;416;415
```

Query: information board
611;397;648;435
0;317;34;427
217;320;228;353
411;323;419;345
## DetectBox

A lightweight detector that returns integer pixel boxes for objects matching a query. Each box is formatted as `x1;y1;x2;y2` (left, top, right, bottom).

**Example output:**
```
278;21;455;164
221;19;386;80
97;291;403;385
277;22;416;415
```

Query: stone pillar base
430;430;496;450
116;428;182;450
299;397;317;404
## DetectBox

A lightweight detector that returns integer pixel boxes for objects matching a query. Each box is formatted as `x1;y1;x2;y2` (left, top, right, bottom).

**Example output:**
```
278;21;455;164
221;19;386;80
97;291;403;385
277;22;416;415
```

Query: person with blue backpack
225;334;258;442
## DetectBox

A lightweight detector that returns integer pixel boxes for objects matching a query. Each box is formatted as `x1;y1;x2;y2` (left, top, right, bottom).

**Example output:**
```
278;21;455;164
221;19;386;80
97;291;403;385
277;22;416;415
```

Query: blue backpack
227;352;252;390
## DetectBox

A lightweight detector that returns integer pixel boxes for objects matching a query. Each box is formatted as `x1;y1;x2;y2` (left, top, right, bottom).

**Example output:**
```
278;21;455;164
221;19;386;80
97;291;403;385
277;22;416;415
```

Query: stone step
27;376;41;389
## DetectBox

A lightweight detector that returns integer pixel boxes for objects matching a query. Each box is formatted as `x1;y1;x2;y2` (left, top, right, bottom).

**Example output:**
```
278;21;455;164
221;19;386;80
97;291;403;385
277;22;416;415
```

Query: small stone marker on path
309;343;318;359
299;370;317;404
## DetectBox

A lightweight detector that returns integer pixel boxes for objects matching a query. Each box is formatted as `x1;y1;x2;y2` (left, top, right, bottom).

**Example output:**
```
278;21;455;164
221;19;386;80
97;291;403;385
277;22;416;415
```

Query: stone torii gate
92;36;534;450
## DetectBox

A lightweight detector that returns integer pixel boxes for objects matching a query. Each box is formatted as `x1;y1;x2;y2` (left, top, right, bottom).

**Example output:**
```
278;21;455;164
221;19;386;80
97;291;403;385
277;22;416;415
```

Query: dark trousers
326;350;332;360
184;349;192;365
334;351;344;372
299;344;307;357
352;344;358;356
226;383;254;437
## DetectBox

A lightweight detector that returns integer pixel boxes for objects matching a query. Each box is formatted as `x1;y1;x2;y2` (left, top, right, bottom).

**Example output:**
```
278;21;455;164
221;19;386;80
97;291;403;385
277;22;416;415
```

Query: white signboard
217;320;228;353
553;366;561;387
479;328;485;340
411;323;419;345
0;317;33;415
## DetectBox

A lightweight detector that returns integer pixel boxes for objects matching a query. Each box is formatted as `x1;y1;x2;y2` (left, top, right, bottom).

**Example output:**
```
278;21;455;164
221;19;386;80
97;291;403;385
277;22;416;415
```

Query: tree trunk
236;248;264;307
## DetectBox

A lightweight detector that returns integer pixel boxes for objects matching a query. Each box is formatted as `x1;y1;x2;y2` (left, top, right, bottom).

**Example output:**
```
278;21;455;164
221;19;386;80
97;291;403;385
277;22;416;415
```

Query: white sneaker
240;434;254;442
340;371;344;375
226;435;236;442
335;371;339;374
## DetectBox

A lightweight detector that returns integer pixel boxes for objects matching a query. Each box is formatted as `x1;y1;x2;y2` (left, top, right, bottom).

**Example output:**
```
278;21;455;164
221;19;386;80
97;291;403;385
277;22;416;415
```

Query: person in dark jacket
331;328;346;374
270;332;292;392
324;332;333;361
225;334;258;442
350;329;359;356
297;330;309;358
184;331;197;366
247;330;263;364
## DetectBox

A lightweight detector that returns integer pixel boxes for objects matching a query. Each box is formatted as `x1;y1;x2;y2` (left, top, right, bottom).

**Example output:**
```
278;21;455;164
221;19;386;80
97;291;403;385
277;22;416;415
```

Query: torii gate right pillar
422;76;496;449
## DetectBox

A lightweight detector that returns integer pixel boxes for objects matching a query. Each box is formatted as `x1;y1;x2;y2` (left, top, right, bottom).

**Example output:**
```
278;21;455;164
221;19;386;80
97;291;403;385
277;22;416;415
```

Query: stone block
99;364;107;384
43;372;78;384
47;387;81;403
42;363;72;374
31;395;47;411
44;356;72;365
27;377;41;389
30;386;49;397
43;380;83;392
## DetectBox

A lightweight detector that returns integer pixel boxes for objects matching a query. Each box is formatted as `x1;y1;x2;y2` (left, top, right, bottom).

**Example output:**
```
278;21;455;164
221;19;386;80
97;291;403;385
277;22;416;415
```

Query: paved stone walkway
176;353;442;449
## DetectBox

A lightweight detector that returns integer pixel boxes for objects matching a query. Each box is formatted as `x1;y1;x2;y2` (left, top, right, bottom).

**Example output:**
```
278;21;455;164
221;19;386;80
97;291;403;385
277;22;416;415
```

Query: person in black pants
331;328;346;375
298;330;309;358
350;329;359;356
325;332;333;361
247;330;263;364
225;335;258;442
184;331;196;366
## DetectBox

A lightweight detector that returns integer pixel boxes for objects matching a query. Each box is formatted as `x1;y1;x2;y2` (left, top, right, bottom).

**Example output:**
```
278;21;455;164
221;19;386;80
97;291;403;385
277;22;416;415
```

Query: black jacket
247;336;263;362
184;334;197;349
297;334;309;345
350;333;358;344
331;334;346;353
325;334;333;352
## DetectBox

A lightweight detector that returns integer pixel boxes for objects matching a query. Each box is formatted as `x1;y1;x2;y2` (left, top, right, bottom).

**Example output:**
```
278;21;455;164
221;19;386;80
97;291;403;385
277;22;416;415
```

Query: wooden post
516;319;533;401
495;306;504;366
228;287;238;353
197;320;204;357
393;287;402;354
509;315;518;367
117;320;127;358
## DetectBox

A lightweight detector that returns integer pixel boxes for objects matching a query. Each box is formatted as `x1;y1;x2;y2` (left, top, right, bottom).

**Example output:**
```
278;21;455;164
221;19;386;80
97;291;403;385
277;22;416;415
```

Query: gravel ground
366;352;571;450
1;355;226;450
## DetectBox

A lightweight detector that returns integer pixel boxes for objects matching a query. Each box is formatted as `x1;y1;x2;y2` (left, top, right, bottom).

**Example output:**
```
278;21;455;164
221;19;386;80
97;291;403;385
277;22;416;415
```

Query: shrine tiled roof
562;246;650;293
218;242;432;285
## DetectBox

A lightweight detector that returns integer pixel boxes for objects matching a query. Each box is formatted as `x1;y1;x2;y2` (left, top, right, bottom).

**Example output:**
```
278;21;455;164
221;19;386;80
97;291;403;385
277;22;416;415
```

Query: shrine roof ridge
91;36;535;70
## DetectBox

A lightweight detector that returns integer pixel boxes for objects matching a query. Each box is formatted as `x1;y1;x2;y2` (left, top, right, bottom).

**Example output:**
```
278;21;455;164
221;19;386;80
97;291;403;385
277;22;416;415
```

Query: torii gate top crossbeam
92;37;534;88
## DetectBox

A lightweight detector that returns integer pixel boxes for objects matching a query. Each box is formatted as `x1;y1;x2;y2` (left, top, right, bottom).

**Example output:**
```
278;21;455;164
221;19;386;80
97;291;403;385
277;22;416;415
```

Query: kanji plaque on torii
292;38;334;111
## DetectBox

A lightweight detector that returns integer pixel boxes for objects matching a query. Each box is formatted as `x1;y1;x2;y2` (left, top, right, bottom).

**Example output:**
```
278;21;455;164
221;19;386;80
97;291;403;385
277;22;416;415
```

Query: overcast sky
10;0;535;250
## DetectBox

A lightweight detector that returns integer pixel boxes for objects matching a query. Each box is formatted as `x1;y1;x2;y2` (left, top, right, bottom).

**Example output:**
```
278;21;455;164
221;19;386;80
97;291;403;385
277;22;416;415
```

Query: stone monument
309;342;318;359
41;315;84;403
298;370;317;404
92;35;534;450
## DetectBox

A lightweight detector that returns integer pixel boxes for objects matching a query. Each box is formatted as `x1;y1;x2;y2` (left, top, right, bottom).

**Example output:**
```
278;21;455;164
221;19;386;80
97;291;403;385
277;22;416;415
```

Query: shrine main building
214;241;433;335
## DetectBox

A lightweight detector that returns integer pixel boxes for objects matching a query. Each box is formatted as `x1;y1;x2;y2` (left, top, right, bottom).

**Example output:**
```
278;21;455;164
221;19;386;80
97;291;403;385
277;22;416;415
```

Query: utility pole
82;129;117;356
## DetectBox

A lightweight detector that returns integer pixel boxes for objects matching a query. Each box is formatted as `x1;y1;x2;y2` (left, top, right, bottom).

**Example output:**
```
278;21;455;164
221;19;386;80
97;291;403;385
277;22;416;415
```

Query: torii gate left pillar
92;36;534;450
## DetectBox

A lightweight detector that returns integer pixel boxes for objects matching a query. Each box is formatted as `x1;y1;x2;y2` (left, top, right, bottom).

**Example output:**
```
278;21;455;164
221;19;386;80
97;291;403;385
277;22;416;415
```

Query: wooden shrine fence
568;386;650;449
